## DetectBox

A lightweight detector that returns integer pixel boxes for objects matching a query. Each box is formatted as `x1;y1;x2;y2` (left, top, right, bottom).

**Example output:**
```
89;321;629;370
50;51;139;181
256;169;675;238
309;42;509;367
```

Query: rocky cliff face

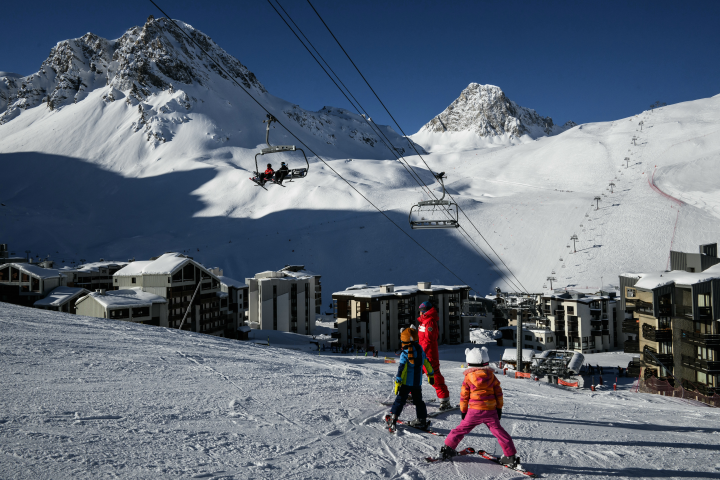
420;83;574;138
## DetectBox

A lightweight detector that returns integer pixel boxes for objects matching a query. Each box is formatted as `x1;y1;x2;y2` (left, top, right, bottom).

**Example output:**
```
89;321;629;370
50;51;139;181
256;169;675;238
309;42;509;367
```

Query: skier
255;163;274;185
274;162;290;184
439;347;519;466
387;327;434;431
417;300;451;410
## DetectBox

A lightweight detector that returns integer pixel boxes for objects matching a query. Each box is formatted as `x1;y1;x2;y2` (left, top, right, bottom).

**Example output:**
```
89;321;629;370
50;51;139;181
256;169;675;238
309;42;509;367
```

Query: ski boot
438;398;453;411
499;454;519;467
407;418;430;430
386;414;398;432
439;445;457;461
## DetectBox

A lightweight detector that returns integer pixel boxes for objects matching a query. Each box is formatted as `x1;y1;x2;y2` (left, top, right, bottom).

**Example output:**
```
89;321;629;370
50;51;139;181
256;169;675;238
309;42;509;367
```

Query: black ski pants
391;385;427;419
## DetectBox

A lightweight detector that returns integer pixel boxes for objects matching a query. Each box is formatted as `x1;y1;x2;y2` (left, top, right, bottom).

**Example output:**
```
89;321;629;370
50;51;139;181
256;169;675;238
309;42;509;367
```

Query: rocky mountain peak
0;16;264;124
420;83;572;138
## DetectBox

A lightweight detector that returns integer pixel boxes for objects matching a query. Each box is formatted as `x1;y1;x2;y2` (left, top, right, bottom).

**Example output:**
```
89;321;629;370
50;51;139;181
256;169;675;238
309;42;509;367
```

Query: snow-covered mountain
1;16;720;299
0;16;420;158
413;83;575;152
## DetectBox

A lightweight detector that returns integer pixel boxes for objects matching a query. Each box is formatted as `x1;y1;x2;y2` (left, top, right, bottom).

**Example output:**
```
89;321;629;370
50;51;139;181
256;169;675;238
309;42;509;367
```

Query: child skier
439;347;519;466
387;327;435;431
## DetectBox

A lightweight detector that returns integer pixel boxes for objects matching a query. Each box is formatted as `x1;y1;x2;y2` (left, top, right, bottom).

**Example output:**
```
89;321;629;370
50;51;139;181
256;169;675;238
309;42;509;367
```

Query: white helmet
465;347;489;366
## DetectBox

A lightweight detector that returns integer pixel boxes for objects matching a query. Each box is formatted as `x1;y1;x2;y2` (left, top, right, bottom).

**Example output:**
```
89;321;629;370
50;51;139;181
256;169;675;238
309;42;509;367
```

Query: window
0;267;7;281
132;307;150;317
21;273;29;282
114;278;117;283
626;288;636;298
131;277;136;284
168;277;171;283
524;334;532;341
109;309;130;319
31;277;40;292
567;306;575;314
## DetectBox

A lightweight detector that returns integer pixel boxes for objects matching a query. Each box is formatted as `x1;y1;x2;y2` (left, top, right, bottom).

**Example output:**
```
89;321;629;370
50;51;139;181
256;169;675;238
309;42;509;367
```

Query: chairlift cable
148;0;477;291
270;1;522;293
306;0;529;293
268;0;433;201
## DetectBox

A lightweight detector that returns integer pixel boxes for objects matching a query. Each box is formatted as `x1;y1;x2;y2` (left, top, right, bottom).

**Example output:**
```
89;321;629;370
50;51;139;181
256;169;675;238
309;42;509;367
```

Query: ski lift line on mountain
272;0;523;292
304;0;530;294
148;2;481;292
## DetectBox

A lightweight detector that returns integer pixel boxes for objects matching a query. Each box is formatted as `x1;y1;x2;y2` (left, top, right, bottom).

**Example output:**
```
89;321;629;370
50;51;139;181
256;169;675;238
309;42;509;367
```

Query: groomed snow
4;303;720;479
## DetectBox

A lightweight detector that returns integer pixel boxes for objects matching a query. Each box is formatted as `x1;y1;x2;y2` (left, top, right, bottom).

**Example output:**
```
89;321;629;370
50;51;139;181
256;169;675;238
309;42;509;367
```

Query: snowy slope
3;303;720;479
1;16;720;296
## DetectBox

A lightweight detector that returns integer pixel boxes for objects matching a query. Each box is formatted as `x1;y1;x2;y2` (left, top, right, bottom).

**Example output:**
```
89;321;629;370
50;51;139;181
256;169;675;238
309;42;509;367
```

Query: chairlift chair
409;172;460;229
251;114;310;186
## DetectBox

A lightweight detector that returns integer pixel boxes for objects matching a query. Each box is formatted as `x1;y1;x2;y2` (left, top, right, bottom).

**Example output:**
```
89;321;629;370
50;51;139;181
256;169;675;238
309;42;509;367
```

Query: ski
384;414;445;436
475;449;538;478
250;177;268;190
427;405;459;417
425;447;476;463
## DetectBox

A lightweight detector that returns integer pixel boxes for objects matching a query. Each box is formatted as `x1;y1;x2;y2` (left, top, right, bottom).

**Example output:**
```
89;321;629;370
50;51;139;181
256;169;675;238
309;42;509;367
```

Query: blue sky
1;0;718;133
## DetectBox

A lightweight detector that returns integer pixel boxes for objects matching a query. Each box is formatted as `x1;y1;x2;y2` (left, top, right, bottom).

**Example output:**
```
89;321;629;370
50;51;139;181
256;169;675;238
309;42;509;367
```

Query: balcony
642;325;673;343
635;301;653;316
681;330;720;348
644;352;673;368
624;340;640;353
602;320;609;328
591;329;602;336
681;355;720;374
554;321;565;332
622;320;639;334
677;305;693;318
699;307;713;320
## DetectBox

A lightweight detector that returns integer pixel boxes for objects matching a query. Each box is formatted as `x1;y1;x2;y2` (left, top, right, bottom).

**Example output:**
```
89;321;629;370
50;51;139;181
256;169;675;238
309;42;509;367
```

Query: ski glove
428;375;435;386
497;408;502;420
395;377;402;384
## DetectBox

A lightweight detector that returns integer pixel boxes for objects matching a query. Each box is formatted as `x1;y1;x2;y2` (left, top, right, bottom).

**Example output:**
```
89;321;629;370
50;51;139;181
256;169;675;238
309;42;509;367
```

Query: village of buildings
1;240;719;401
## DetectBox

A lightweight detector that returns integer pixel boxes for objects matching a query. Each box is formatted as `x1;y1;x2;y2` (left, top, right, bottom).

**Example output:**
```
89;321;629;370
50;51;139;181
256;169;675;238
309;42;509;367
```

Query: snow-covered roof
281;268;319;278
628;270;720;290
78;288;166;308
501;348;536;362
34;287;90;307
61;260;129;273
218;275;247;289
542;292;616;304
114;253;193;276
499;326;551;335
0;263;64;279
333;283;469;298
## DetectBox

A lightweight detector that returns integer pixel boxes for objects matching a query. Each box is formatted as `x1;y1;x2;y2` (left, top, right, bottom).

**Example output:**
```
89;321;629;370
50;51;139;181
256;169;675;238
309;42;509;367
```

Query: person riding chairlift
275;162;290;184
257;163;274;184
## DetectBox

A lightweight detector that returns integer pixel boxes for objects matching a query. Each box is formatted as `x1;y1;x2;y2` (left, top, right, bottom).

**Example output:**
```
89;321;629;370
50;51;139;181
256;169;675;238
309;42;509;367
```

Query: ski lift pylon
409;172;460;229
251;114;310;186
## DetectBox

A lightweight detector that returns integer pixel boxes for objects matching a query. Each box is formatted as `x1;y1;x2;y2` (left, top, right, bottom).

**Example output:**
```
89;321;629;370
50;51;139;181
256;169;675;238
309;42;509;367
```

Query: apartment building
245;268;318;335
217;272;250;335
538;291;618;354
280;265;322;315
34;286;90;313
61;260;129;291
620;264;720;394
0;263;66;306
332;282;471;351
75;288;168;326
113;253;231;337
496;326;557;352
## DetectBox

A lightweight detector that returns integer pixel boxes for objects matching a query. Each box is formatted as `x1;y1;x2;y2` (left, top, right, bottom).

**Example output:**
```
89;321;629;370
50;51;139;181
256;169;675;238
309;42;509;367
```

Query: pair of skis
250;177;285;190
384;414;444;436
425;447;537;477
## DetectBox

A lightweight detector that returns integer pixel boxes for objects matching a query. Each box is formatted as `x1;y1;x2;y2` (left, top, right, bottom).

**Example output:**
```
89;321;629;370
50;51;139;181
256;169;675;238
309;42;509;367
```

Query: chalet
75;288;168;326
34;286;90;313
0;263;66;306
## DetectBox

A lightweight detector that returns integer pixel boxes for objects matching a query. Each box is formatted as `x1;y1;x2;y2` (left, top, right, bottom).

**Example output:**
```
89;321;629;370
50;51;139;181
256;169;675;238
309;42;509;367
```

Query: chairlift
409;172;460;229
250;114;309;187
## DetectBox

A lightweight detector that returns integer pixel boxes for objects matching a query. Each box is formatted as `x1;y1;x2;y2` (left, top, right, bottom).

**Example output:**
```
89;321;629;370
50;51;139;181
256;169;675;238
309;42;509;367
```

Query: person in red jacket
417;300;451;409
257;163;275;184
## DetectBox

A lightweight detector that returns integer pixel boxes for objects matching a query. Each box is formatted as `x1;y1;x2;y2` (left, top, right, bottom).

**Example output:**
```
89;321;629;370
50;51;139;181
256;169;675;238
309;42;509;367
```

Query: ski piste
475;449;538;478
424;447;476;463
427;405;459;417
384;414;445;436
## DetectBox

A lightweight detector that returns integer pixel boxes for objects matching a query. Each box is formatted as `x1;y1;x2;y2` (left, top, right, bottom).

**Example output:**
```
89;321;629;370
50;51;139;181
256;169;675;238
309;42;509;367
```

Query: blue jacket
396;343;434;387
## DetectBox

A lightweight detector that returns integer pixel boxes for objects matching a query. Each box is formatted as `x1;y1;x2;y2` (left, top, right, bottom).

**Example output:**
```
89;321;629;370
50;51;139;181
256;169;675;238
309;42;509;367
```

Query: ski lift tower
570;234;578;253
639;120;644;131
624;157;630;168
609;182;615;193
546;276;557;290
409;172;460;229
632;136;637;146
594;196;601;210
